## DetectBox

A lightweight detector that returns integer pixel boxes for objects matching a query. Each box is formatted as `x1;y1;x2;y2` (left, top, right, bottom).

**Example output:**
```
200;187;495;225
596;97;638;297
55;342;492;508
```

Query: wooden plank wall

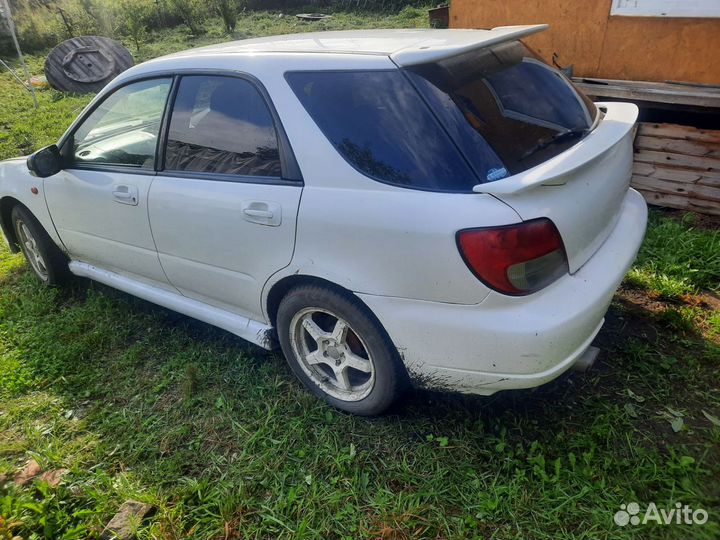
449;0;720;85
632;124;720;216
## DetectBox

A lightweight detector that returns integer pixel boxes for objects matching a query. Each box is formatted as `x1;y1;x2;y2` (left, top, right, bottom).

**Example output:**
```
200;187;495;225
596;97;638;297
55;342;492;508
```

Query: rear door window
285;70;481;192
164;75;282;178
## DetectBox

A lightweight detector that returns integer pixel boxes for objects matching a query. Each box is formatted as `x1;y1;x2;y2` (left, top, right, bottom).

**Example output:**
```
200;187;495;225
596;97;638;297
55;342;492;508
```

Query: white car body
0;27;647;396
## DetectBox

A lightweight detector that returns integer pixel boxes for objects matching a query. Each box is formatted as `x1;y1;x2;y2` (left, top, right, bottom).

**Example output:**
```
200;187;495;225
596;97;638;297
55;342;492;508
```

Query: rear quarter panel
285;186;521;304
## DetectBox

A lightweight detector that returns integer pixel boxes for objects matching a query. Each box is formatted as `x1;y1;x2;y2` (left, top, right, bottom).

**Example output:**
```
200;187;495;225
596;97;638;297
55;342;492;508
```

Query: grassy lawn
1;8;719;539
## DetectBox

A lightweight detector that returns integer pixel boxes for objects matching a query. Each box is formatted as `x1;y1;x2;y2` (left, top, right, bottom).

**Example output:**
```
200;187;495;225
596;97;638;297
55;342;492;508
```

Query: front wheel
276;285;406;415
11;205;70;285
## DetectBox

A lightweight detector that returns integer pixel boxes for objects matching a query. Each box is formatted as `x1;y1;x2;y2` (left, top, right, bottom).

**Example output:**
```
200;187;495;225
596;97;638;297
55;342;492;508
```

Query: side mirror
27;145;62;178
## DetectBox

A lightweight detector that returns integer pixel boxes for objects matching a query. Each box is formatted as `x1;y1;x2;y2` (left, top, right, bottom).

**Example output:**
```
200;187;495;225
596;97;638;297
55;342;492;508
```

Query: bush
168;0;208;34
115;0;154;50
213;0;248;34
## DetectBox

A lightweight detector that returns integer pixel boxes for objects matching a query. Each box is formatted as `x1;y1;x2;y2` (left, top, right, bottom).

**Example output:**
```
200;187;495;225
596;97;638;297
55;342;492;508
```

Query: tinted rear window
406;41;598;180
285;70;479;192
165;75;281;177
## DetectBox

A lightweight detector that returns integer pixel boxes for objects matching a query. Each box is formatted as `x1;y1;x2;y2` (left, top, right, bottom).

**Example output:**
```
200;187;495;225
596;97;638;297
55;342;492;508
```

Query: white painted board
611;0;720;18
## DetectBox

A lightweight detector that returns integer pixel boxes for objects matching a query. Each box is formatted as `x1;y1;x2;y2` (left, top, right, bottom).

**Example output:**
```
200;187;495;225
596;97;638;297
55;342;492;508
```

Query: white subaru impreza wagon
0;26;648;415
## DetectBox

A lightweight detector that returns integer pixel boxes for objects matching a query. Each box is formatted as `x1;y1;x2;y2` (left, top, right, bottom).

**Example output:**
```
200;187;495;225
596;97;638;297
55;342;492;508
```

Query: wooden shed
450;0;720;215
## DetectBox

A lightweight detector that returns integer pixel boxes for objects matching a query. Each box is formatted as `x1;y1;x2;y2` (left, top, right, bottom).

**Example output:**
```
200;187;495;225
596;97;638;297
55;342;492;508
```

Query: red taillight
457;218;568;296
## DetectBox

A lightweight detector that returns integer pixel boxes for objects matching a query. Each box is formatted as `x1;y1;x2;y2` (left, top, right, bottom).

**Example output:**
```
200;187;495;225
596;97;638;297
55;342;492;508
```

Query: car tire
277;284;407;416
11;204;70;285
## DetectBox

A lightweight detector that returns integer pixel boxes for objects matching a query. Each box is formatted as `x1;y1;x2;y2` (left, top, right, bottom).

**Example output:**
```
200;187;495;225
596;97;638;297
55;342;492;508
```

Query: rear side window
406;41;598;178
164;75;281;177
285;71;478;192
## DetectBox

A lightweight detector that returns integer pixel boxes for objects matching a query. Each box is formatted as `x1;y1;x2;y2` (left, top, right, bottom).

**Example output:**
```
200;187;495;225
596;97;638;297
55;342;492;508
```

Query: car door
44;77;173;286
148;74;303;321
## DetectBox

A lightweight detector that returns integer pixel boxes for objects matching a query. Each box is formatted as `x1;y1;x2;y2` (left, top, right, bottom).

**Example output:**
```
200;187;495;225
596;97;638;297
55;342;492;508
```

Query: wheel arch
265;275;403;366
266;272;412;394
0;196;22;253
266;274;354;329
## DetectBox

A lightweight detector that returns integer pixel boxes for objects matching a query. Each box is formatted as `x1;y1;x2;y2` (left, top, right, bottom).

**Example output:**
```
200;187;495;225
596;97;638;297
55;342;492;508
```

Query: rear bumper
358;189;648;395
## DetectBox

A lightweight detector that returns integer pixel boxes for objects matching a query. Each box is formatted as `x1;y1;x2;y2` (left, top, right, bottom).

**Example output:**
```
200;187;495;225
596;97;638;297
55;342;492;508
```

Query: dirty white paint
69;262;276;349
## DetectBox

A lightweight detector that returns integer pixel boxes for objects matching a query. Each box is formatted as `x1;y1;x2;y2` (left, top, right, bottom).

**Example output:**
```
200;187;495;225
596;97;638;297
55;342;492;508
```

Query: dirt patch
693;212;720;231
39;468;69;487
652;207;720;231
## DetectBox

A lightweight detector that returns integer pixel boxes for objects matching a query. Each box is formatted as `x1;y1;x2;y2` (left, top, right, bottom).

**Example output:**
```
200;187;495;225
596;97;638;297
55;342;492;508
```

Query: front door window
71;78;172;169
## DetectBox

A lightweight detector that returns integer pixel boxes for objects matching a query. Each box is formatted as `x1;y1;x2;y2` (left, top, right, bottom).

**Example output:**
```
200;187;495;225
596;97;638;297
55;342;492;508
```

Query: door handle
241;200;281;226
112;184;139;206
243;208;274;219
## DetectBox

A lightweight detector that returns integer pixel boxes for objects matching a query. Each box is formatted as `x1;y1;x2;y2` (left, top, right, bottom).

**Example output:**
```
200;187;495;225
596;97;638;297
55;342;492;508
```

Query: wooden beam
634;135;720;159
631;122;720;216
635;189;720;216
633;150;720;176
574;77;720;109
633;163;720;187
633;162;720;187
637;123;720;144
631;175;720;203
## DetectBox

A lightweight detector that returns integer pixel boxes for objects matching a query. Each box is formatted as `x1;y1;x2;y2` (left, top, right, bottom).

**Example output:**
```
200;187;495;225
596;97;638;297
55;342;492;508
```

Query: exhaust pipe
573;345;600;372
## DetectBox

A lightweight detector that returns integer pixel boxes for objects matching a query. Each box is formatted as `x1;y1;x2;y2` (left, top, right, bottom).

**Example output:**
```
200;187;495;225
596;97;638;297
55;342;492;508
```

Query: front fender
0;158;66;251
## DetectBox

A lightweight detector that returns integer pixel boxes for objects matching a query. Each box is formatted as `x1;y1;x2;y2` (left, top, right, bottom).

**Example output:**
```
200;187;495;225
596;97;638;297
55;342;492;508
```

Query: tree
169;0;206;35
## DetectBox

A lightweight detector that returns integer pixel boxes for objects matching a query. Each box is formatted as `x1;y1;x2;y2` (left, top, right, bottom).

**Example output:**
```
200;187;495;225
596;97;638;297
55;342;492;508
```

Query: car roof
159;25;547;67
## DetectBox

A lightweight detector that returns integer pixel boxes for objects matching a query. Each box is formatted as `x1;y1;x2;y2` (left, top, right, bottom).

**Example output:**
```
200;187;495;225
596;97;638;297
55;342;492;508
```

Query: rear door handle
112;184;139;206
243;208;274;219
241;200;281;226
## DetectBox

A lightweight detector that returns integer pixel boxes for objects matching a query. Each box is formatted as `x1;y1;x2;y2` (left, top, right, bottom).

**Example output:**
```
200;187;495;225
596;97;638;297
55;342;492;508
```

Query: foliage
115;0;154;52
0;206;717;539
1;0;433;56
626;211;720;298
212;0;248;34
167;0;208;35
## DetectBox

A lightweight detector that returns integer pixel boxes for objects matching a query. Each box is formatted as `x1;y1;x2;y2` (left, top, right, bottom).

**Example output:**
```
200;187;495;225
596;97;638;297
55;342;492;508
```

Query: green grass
0;241;718;540
627;211;720;298
1;8;719;539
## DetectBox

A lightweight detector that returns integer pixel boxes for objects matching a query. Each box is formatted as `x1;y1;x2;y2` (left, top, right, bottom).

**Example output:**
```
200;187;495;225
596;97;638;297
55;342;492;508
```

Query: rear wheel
277;285;406;415
11;205;70;285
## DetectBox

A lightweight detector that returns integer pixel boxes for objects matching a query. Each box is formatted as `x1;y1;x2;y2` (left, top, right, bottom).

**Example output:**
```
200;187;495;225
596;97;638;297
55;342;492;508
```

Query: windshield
405;40;599;181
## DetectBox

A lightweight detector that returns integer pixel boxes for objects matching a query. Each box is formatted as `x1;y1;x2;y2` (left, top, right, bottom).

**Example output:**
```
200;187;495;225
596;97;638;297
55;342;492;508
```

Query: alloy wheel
289;307;375;401
16;219;49;281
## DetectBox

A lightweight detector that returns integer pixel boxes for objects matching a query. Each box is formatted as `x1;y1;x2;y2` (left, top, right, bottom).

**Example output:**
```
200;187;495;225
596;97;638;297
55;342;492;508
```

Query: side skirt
68;261;276;350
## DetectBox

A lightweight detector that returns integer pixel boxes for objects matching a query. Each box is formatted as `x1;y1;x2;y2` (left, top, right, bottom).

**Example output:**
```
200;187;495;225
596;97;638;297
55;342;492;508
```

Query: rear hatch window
405;40;598;182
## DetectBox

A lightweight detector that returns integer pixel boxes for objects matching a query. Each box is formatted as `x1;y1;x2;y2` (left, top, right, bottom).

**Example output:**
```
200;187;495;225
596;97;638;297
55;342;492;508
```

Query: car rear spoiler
471;103;639;195
390;24;548;67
